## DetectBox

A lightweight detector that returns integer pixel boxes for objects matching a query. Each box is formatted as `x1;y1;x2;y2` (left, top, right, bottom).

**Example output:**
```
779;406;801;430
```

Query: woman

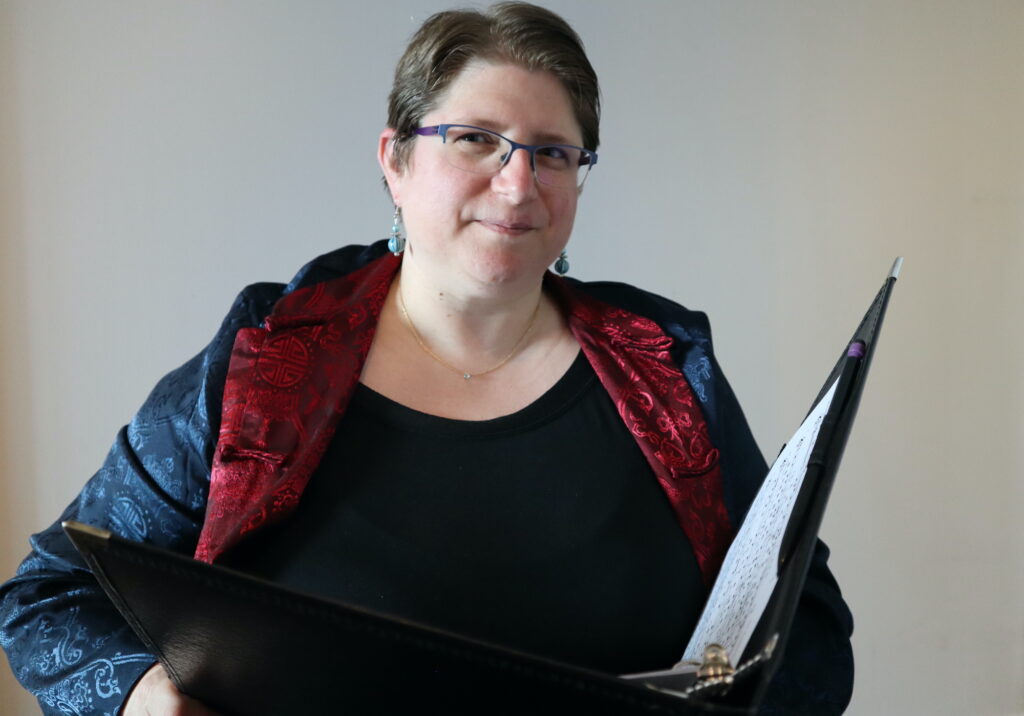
0;3;853;714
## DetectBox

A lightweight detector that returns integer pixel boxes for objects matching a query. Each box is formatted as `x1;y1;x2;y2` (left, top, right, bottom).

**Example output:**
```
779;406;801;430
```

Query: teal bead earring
554;249;569;275
388;207;406;255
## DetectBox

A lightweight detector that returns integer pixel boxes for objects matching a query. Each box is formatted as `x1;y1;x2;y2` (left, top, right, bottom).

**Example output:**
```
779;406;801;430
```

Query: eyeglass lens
440;126;593;189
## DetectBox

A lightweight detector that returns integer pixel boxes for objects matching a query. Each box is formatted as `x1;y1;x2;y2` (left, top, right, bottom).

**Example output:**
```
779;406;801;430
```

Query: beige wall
2;2;1022;714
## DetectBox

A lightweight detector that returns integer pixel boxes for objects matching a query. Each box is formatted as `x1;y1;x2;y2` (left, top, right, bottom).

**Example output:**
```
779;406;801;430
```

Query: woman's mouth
479;219;534;235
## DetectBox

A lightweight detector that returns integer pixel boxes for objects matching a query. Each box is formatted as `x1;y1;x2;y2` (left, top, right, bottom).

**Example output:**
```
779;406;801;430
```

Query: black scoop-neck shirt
224;351;705;673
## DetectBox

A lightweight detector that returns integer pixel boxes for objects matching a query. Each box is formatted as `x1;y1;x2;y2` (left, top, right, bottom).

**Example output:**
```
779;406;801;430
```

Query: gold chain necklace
397;278;542;381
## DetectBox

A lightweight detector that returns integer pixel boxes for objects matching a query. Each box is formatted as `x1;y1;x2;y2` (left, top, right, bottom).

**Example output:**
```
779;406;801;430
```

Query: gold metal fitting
696;643;735;684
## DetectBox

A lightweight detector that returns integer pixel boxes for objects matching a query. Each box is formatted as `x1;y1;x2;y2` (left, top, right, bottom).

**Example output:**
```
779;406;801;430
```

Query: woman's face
380;60;583;295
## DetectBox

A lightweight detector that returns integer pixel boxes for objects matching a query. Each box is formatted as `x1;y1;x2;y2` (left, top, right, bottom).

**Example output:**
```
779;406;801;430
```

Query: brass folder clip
695;643;735;685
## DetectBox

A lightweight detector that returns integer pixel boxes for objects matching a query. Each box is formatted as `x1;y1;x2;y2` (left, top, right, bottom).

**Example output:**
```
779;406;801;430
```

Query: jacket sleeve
0;286;279;716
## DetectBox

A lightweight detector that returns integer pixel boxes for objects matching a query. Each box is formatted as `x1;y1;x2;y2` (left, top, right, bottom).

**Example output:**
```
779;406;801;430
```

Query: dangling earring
388;207;406;255
554;249;569;275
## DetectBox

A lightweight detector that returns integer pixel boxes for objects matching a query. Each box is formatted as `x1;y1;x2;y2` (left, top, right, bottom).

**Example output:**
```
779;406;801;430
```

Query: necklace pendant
463;373;472;380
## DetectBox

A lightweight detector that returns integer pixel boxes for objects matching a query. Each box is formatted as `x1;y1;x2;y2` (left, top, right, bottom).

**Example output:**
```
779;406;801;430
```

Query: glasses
413;124;598;190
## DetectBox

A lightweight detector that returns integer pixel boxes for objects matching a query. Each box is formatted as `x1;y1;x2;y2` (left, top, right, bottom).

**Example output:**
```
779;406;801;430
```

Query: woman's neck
395;260;547;375
359;255;580;419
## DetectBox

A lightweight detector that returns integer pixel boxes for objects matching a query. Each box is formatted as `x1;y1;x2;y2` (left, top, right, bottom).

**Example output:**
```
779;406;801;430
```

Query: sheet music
682;379;839;662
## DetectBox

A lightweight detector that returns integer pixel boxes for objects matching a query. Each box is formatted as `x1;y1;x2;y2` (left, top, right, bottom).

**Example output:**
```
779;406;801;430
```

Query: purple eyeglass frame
413;124;598;176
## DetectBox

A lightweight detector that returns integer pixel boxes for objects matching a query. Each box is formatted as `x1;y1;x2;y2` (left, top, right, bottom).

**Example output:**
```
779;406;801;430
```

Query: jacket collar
197;251;732;584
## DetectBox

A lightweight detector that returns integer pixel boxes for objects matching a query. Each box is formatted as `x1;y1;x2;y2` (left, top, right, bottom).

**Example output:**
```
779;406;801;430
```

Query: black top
225;351;705;673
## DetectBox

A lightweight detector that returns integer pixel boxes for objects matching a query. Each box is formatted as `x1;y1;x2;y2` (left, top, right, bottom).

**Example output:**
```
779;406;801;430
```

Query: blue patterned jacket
0;241;853;714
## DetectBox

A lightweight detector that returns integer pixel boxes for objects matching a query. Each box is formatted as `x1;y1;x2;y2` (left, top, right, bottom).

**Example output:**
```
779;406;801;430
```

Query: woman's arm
0;287;279;715
0;364;212;714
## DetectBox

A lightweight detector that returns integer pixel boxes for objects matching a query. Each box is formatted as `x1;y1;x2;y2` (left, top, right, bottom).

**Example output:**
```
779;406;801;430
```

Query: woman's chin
464;250;548;289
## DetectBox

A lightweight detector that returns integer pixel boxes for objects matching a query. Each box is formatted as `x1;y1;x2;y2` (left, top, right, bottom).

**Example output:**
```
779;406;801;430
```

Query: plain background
1;1;1021;714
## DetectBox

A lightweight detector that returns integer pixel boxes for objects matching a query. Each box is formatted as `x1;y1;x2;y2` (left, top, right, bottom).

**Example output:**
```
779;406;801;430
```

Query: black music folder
64;259;900;715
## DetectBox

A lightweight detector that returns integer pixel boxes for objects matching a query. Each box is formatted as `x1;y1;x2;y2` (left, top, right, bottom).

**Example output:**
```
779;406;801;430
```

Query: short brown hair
386;1;600;168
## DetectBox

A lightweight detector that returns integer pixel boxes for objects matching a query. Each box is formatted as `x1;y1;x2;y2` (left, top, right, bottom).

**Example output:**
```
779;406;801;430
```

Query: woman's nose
492;147;539;201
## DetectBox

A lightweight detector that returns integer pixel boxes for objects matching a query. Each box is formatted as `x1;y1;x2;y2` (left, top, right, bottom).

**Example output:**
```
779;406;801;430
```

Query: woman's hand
122;663;222;716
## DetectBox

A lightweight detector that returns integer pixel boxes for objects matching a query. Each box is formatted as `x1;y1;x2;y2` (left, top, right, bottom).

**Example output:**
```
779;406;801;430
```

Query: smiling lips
478;218;536;235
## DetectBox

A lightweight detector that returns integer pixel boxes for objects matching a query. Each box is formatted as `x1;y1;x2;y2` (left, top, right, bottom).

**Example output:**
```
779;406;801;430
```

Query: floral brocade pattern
546;280;733;585
27;607;152;716
3;581;154;716
194;254;398;563
197;252;733;586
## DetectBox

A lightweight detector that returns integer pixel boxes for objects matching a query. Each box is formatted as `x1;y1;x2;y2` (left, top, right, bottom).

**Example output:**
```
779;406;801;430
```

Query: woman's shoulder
125;243;393;469
282;242;392;294
560;277;715;349
202;242;392;340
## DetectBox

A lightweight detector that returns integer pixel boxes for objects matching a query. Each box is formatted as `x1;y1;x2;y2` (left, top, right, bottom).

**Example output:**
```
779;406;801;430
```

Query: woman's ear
378;128;403;205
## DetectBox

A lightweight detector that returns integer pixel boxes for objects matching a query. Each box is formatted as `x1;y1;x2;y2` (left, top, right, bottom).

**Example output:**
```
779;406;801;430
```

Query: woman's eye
536;146;574;168
538;146;569;160
454;131;497;145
